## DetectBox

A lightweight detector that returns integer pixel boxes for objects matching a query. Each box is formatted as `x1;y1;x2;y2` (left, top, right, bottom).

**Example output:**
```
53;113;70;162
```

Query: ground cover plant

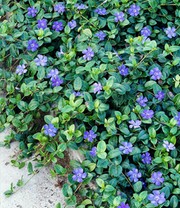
0;0;180;207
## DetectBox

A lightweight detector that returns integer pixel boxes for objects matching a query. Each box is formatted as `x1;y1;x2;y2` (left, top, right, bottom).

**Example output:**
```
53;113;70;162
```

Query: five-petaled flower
129;120;141;129
141;109;154;119
15;64;27;75
72;168;87;182
141;27;151;38
27;7;38;17
155;91;165;101
54;2;65;14
148;190;166;206
142;152;152;164
136;96;148;107
43;123;57;137
163;141;175;152
27;39;39;52
119;142;133;154
82;47;94;61
150;171;164;186
118;64;129;76
68;20;77;29
34;54;47;66
127;168;142;182
37;19;47;30
83;130;97;142
95;31;106;41
93;82;102;94
94;8;107;15
114;12;125;22
128;4;140;16
150;67;162;80
165;27;176;38
52;21;64;31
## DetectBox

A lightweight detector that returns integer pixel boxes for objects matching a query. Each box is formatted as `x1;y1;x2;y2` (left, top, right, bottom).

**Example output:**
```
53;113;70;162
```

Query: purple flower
155;91;165;101
165;27;176;38
90;147;97;157
141;109;154;120
54;3;65;14
27;7;38;17
141;27;151;38
52;21;64;31
44;123;57;137
119;142;133;154
37;19;47;30
94;8;107;15
117;202;130;208
72;168;87;183
27;39;39;52
34;55;47;66
68;20;77;29
136;96;148;107
148;190;166;206
51;76;63;87
128;4;140;17
118;64;129;76
149;67;162;80
82;47;94;61
73;91;82;97
127;168;142;182
47;69;59;79
93;82;102;94
114;12;125;22
142;152;152;164
95;31;106;41
163;141;175;152
174;112;180;127
15;64;27;75
83;130;97;142
129;120;141;129
75;4;88;10
151;172;164;186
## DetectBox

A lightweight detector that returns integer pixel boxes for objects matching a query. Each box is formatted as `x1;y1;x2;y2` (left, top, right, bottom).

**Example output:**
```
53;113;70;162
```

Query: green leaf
133;181;142;192
97;152;107;159
97;141;106;152
27;162;33;174
55;203;61;208
170;196;178;208
108;149;120;158
173;94;180;109
46;143;56;152
96;178;105;188
148;0;158;9
153;157;162;164
109;165;122;177
28;100;39;111
61;105;74;113
54;164;66;175
74;77;82;91
37;67;45;80
82;29;92;37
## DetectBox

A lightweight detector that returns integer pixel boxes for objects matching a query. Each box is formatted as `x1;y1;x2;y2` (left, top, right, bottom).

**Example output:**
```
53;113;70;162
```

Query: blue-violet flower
34;55;47;66
148;190;166;206
127;168;142;182
44;123;57;137
119;142;133;154
72;168;87;182
84;130;97;142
